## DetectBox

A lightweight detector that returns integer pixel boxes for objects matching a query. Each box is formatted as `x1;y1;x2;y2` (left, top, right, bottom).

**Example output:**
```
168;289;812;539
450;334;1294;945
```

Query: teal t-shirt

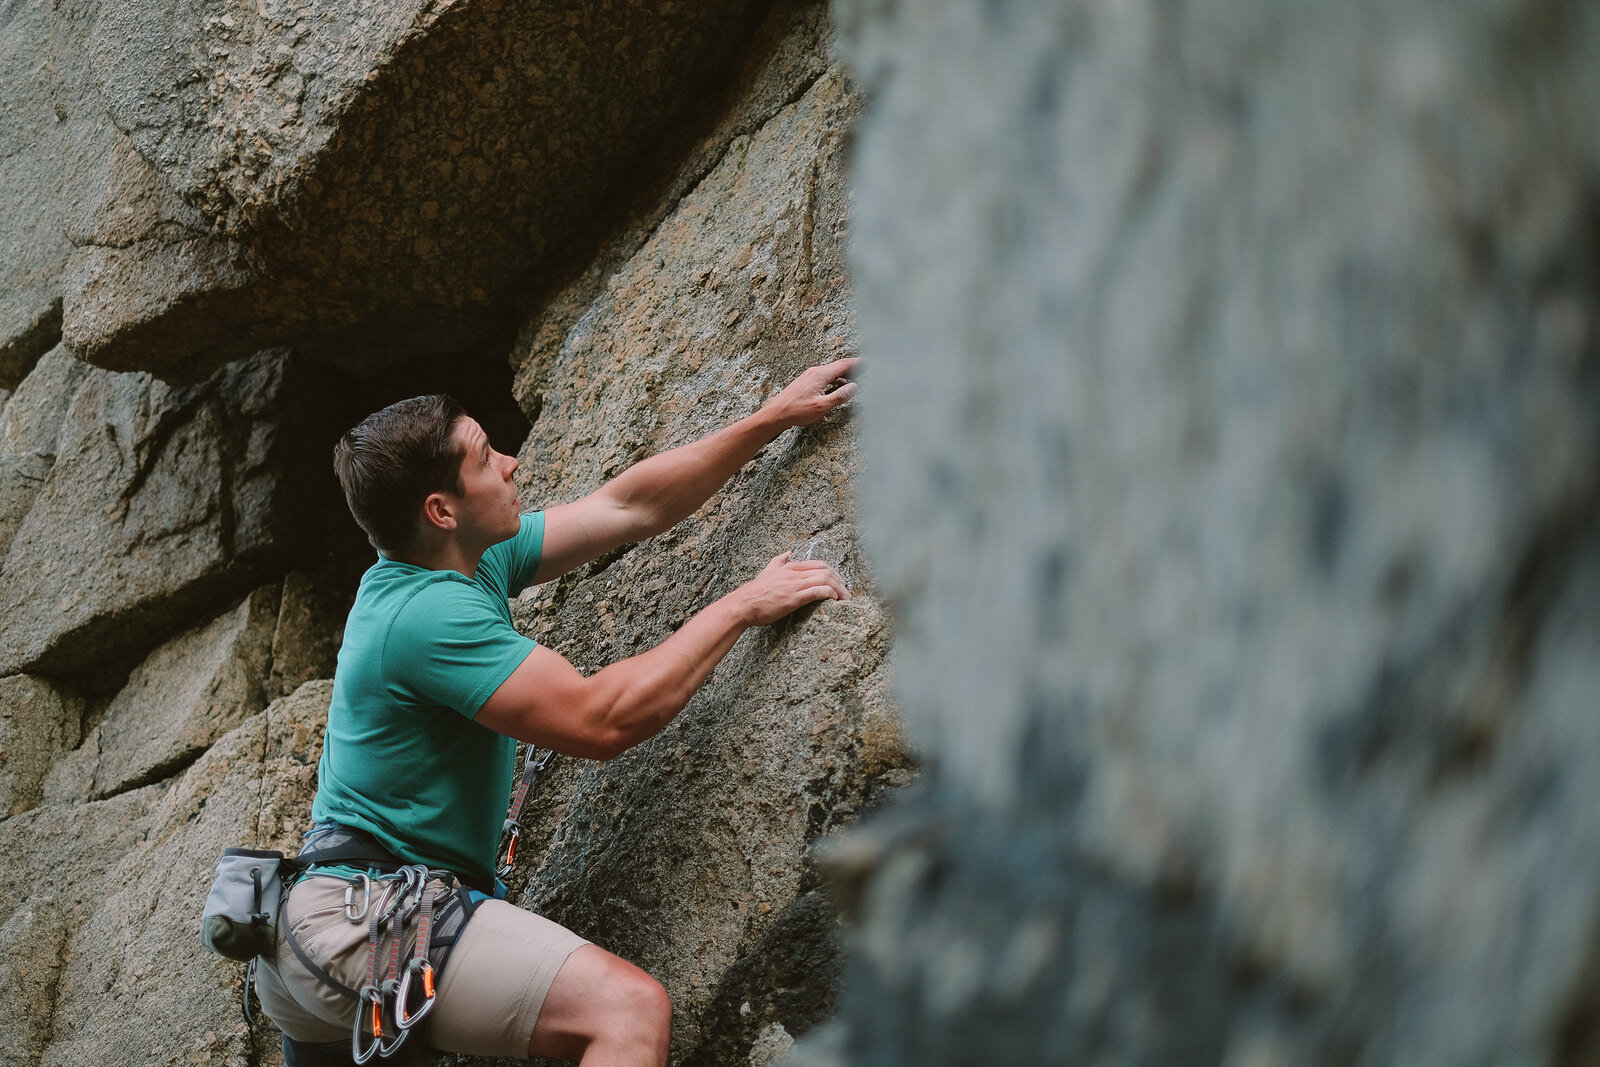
311;512;546;888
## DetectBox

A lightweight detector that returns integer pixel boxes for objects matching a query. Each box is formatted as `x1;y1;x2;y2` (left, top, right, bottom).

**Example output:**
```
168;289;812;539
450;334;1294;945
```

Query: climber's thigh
426;898;589;1058
523;943;670;1062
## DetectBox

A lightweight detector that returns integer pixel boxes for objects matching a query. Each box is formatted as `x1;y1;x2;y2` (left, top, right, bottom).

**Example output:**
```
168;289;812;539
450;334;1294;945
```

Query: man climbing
253;359;858;1066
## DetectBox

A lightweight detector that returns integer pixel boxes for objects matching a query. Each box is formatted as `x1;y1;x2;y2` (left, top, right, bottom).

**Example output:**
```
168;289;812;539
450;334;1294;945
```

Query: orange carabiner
497;821;522;879
352;986;384;1064
396;958;437;1031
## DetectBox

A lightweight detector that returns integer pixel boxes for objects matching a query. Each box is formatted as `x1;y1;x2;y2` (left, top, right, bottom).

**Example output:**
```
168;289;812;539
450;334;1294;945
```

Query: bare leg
527;945;672;1066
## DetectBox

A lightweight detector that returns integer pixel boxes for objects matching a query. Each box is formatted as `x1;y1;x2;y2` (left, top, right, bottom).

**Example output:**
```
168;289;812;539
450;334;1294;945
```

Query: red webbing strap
507;746;551;826
497;747;554;877
396;877;442;1030
413;882;436;967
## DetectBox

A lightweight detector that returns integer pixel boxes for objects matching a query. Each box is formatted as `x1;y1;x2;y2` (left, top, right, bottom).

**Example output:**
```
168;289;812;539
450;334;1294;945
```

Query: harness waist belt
295;822;493;896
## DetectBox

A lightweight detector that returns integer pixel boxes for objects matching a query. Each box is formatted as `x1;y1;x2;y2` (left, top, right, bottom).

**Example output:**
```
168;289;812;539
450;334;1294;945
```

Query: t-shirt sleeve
383;581;537;719
477;511;547;599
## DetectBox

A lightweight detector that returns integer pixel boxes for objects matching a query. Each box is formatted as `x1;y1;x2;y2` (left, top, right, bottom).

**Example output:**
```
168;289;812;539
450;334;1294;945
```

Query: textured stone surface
3;0;779;383
0;3;905;1065
10;681;329;1067
491;10;909;1063
0;451;51;565
0;345;89;458
0;674;82;816
0;346;90;560
267;567;350;699
812;1;1600;1065
0;895;69;1066
0;0;72;387
0;350;319;685
90;586;280;800
0;786;161;1063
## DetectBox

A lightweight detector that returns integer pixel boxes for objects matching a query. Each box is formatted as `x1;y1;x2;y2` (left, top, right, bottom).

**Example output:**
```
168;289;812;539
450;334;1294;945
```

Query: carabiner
496;821;521;879
372;876;407;928
395;957;437;1030
351;985;384;1065
377;978;410;1058
387;866;425;927
344;873;372;923
403;865;427;913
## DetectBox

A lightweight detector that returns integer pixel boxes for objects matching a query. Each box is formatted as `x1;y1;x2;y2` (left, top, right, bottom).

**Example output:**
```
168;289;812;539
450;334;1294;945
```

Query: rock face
0;675;82;817
811;1;1600;1065
2;0;781;384
2;2;907;1065
0;0;71;385
0;348;320;687
0;680;331;1067
0;346;90;558
14;0;1593;1062
507;9;908;1061
86;585;279;801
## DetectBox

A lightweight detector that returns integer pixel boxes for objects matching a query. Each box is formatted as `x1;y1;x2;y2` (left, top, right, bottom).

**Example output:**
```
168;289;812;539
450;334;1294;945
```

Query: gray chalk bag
199;847;286;961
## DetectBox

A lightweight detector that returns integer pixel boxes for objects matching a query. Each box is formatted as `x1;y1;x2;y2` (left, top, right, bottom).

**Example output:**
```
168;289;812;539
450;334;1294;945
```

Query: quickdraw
496;746;556;879
349;865;444;1063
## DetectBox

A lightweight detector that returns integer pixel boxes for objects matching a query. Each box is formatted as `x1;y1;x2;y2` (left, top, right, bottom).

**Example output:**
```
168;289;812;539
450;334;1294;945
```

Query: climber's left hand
762;357;860;429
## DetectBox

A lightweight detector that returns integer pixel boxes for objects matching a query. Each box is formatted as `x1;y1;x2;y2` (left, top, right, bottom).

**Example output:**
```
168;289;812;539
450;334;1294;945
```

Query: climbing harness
275;860;475;1062
203;744;559;1062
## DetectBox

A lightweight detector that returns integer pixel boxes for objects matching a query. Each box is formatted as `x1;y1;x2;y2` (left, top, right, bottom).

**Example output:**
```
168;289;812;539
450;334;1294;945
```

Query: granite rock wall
0;0;779;383
503;11;907;1058
1;1;905;1065
11;0;1590;1062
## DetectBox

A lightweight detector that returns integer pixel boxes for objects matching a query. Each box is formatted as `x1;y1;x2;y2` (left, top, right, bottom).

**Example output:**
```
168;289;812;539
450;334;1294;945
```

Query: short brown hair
333;394;467;554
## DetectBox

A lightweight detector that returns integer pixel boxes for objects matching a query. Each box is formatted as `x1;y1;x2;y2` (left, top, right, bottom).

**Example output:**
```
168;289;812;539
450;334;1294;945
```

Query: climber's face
436;415;523;549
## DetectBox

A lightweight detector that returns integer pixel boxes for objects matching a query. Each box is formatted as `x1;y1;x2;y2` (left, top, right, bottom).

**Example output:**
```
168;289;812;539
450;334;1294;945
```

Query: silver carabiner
351;985;384;1065
377;978;411;1058
395;957;437;1031
371;876;406;927
344;873;372;923
531;747;556;775
389;866;426;926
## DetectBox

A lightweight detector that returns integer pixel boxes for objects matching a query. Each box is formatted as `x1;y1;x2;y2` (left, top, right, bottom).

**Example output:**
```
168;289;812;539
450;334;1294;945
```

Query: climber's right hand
729;552;851;626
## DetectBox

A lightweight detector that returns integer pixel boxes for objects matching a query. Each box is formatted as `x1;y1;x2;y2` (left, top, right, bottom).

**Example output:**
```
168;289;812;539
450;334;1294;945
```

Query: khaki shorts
255;873;588;1059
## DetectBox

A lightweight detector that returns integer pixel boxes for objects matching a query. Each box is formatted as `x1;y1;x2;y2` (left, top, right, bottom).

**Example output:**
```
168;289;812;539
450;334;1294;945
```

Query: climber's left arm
529;357;859;584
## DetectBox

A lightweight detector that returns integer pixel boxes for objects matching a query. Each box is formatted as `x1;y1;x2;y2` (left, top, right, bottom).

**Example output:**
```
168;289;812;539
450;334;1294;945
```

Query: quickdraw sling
496;745;556;879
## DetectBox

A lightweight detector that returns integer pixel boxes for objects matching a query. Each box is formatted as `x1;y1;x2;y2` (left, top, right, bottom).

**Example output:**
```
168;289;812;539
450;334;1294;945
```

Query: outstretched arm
476;552;850;758
530;358;859;584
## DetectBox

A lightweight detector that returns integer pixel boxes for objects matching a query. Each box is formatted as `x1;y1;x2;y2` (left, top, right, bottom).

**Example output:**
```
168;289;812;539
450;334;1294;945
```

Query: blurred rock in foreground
809;1;1600;1065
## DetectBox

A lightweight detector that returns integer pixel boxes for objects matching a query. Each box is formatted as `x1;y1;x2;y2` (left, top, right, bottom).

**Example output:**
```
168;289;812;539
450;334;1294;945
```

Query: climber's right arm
527;358;859;586
475;553;849;759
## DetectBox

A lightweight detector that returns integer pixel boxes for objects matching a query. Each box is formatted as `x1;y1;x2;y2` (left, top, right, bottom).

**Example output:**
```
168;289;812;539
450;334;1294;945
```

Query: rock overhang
4;0;774;385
